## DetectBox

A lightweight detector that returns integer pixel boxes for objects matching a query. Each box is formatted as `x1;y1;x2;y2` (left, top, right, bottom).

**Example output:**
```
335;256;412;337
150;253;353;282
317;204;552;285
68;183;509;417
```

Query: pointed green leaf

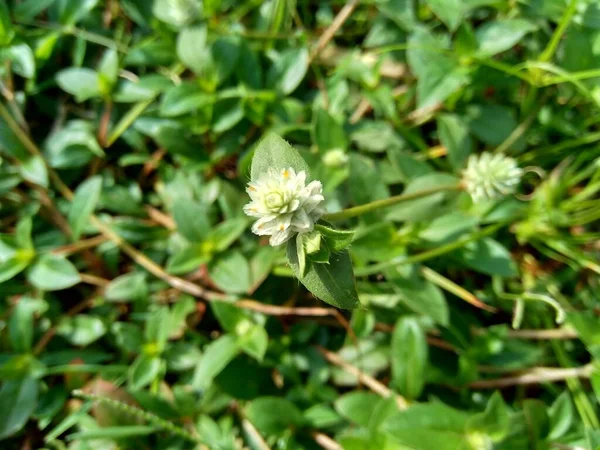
250;133;310;181
68;175;102;241
287;237;359;309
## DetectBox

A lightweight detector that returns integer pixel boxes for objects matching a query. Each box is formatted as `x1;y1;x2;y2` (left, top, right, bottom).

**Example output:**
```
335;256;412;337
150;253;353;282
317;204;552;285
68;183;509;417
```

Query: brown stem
313;432;342;450
316;346;409;410
309;0;360;63
469;365;593;389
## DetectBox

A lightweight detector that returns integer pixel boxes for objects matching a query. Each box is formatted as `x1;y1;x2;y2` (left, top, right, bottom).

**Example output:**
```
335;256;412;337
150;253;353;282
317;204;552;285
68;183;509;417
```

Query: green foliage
0;0;599;449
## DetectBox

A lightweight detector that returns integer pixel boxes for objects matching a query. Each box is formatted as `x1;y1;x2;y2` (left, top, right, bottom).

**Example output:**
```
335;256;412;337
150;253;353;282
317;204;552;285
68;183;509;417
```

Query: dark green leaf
288;237;359;309
245;397;305;435
0;377;38;440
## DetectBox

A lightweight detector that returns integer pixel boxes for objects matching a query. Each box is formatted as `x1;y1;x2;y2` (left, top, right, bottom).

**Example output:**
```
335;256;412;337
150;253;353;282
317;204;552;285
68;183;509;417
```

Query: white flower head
462;152;523;203
244;167;325;246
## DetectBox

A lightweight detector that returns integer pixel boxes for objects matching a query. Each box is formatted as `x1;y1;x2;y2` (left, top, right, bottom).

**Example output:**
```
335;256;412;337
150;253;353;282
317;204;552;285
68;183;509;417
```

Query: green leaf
172;198;212;242
349;154;389;211
437;113;472;170
245;397;305;435
27;254;80;291
382;403;472;450
407;27;469;109
548;391;573;440
160;82;211;117
378;0;417;31
68;175;102;241
268;48;309;95
98;48;119;88
192;334;241;389
0;0;14;46
45;120;105;168
152;0;199;27
424;0;463;31
56;315;106;346
105;272;148;302
391;317;428;399
385;173;460;222
5;44;35;79
475;19;536;57
129;355;163;390
287;237;359;309
55;68;102;102
387;266;449;325
523;399;550;446
335;392;381;427
467;391;509;442
315;223;355;252
250;133;310;181
19;155;48;188
314;108;347;153
0;377;38;440
351;121;404;153
9;297;47;353
208;250;252;294
467;104;521;148
456;238;518;277
207;218;248;252
0;252;33;284
59;0;99;25
14;0;56;21
239;325;268;362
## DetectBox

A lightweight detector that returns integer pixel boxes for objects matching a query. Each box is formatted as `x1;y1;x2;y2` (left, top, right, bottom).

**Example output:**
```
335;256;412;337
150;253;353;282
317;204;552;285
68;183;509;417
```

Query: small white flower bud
462;152;523;203
244;168;326;247
322;149;349;168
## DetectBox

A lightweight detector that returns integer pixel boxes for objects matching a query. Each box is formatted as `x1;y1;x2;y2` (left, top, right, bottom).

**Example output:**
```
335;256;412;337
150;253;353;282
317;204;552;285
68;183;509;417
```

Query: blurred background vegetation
0;0;600;448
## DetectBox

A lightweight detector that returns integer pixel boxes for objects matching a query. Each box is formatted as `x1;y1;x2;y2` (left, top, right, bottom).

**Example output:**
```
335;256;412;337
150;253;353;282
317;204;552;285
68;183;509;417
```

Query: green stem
539;0;578;64
354;219;512;276
323;184;461;222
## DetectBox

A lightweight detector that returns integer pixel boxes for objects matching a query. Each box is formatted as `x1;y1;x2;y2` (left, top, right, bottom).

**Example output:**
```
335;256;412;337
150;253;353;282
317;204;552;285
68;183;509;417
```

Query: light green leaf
68;176;102;241
172;198;212;242
56;68;102;102
250;132;310;181
208;250;251;294
56;315;106;346
239;325;268;362
129;355;163;390
391;317;428;399
19;155;48;187
268;48;309;95
466;391;509;442
476;19;536;57
424;0;463;31
192;334;241;389
105;272;148;302
27;254;80;291
437;113;472;170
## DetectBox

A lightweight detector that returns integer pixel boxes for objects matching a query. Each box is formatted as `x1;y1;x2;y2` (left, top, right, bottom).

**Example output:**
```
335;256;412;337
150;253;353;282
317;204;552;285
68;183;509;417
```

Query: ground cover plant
0;0;600;448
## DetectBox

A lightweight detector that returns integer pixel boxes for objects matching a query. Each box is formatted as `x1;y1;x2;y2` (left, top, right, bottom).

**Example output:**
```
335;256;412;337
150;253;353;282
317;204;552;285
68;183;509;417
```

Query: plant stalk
323;184;462;222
